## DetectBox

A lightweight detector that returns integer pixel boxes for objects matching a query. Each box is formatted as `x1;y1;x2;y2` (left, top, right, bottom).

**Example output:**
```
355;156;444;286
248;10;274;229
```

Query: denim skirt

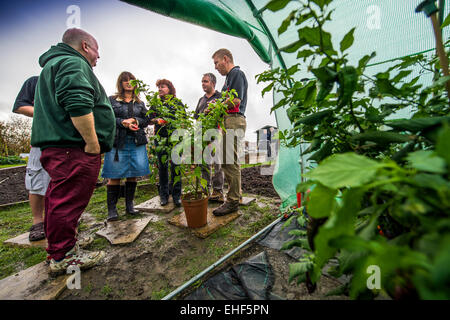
102;136;150;179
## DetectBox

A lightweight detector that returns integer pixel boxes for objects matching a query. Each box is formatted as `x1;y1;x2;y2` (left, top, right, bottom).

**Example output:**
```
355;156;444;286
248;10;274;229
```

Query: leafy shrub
259;0;450;299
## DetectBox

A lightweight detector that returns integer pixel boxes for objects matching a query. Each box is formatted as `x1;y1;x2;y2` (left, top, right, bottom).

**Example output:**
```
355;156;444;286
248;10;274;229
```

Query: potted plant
131;79;230;228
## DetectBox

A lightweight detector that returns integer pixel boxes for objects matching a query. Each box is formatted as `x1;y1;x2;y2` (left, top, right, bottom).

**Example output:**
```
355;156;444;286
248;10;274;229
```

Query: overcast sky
0;0;275;142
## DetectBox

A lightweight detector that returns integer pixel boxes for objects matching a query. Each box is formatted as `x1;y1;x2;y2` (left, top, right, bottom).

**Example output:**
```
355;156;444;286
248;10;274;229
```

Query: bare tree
0;114;32;156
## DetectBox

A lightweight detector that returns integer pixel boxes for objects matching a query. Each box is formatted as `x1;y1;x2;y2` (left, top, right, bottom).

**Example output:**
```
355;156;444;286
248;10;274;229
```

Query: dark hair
203;73;216;85
114;71;142;103
156;79;176;97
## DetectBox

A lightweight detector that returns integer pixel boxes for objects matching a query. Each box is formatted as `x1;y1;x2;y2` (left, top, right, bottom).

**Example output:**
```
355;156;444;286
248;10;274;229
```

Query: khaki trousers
221;114;246;202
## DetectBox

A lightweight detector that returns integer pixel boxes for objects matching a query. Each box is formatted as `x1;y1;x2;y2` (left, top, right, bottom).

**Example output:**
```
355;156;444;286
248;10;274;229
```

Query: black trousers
157;150;181;200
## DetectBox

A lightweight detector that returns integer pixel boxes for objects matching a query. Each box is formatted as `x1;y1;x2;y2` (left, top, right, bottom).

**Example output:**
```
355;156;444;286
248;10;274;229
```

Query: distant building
255;125;278;159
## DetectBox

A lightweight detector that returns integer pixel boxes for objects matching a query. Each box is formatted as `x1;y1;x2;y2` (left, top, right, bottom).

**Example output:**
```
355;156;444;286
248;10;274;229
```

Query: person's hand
122;118;137;130
84;142;101;155
129;123;139;131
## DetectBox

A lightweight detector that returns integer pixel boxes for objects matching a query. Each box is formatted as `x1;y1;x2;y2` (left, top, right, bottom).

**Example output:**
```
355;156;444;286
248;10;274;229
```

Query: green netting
121;0;449;209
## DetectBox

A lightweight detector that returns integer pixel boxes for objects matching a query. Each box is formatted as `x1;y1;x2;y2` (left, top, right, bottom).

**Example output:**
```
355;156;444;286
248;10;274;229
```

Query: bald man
31;28;115;274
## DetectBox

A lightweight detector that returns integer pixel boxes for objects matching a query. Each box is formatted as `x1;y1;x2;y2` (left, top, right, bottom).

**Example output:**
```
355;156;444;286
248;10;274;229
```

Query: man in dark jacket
12;76;50;242
211;49;248;216
31;28;115;274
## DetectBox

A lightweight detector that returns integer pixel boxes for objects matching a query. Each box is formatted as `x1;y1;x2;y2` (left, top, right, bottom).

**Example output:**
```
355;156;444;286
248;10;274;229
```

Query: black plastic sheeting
185;251;280;300
185;213;308;300
257;212;307;260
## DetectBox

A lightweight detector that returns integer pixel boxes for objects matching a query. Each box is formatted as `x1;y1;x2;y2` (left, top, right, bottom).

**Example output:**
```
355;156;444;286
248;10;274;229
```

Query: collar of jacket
115;96;139;103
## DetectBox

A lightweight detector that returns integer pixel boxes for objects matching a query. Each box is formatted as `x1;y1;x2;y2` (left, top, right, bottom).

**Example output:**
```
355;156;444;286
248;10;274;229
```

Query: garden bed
0;166;28;206
0;165;345;300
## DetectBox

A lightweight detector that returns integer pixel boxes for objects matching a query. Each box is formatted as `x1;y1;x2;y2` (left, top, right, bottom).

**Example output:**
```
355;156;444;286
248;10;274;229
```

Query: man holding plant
211;49;248;216
194;72;224;201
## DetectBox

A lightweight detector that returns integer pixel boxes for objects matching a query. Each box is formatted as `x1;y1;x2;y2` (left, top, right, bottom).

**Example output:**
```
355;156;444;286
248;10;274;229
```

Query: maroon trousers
40;147;101;261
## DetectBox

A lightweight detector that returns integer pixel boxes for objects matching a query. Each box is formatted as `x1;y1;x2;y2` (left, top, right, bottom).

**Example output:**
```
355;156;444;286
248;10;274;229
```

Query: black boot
125;181;139;215
107;185;120;221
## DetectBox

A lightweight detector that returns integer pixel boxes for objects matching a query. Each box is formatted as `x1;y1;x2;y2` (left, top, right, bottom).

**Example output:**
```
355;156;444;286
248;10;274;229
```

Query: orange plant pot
182;195;208;228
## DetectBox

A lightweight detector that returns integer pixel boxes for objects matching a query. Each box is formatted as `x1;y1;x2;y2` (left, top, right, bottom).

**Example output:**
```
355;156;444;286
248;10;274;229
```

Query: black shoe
125;181;139;215
212;200;239;217
160;197;169;206
173;198;181;207
107;185;120;221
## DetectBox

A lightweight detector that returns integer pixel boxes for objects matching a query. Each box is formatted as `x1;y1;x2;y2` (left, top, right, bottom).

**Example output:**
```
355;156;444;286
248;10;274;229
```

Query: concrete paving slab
240;196;256;206
135;196;176;214
0;262;69;300
4;232;47;249
96;216;158;245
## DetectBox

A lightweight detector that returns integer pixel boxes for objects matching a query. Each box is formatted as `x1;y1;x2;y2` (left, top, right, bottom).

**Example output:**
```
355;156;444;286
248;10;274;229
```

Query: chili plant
132;79;230;199
259;0;450;299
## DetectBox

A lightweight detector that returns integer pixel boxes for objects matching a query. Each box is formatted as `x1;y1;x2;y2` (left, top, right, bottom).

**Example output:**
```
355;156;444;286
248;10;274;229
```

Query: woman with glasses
102;71;151;221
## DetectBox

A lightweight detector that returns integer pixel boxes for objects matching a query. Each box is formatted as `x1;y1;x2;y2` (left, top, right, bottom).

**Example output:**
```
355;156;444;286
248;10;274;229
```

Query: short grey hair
203;73;216;85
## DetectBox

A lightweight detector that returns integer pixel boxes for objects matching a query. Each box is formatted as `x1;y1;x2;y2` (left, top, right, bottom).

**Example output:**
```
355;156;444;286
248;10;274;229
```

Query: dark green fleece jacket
31;43;115;153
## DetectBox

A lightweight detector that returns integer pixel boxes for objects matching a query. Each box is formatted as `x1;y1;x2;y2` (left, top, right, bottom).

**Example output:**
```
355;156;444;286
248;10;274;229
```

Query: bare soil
241;165;280;199
59;202;346;300
3;164;346;300
0;166;28;205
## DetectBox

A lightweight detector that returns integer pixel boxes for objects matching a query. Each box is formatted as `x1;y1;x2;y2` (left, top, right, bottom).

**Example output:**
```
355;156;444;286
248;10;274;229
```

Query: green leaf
430;75;450;88
375;78;401;96
286;105;302;122
307;183;337;219
288;229;307;237
357;52;376;73
297;49;315;60
311;66;337;83
385;116;450;133
304;153;384;189
310;0;332;9
282;238;310;251
289;261;313;283
278;10;296;35
296;180;315;193
280;39;307;53
392;70;413;83
294;109;332;126
407;150;447;174
265;0;291;11
351;131;412;144
436;124;450;166
299;27;335;53
441;12;450;28
303;138;322;155
261;82;274;97
314;188;364;269
308;140;333;163
337;66;358;107
413;173;450;191
340;27;355;52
